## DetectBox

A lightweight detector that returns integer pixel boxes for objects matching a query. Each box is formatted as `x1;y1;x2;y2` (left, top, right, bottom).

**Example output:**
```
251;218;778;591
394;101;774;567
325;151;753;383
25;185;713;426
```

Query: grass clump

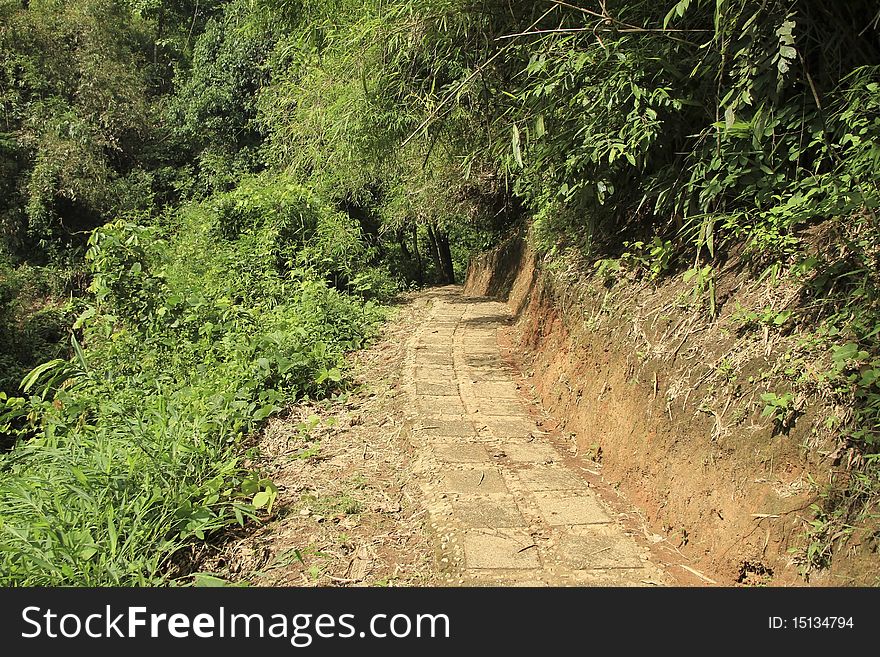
0;178;388;585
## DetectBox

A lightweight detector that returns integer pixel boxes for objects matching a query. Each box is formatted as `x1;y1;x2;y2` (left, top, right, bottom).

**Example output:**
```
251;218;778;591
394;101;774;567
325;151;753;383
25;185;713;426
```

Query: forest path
404;287;670;585
210;286;671;586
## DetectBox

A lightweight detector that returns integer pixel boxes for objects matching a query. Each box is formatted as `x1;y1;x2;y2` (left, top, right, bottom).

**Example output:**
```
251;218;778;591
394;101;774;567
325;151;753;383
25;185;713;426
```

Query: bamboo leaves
774;16;797;89
663;0;693;30
512;124;524;168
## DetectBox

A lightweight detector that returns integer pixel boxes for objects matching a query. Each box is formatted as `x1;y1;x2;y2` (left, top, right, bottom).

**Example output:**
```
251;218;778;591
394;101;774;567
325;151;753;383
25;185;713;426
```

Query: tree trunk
154;5;166;66
397;227;411;262
435;229;455;284
425;223;445;283
412;223;423;286
187;0;201;53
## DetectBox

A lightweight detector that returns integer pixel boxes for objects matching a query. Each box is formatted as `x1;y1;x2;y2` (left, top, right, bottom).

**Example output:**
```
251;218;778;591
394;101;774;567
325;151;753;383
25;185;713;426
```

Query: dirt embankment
465;232;874;586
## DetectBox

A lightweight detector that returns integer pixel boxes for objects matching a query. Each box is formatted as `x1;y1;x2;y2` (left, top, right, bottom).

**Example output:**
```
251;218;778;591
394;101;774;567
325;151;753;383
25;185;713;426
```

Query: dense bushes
0;179;386;585
0;2;410;585
0;262;72;400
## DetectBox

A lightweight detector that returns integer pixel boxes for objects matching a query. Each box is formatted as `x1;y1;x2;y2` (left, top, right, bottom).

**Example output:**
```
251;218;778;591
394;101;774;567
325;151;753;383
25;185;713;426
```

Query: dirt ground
194;286;682;587
194;294;441;586
189;227;880;587
464;232;879;586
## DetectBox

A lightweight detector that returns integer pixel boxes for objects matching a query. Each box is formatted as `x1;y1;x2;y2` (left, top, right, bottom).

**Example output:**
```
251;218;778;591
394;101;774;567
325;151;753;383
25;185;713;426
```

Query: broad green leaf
535;115;545;138
252;491;271;508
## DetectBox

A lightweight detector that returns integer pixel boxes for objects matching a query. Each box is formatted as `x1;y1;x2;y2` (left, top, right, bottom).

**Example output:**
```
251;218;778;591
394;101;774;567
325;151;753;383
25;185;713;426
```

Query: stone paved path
403;287;670;586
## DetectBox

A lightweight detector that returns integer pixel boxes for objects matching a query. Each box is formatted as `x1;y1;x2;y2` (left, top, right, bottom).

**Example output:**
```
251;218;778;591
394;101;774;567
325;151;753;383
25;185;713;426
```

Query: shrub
0;177;385;585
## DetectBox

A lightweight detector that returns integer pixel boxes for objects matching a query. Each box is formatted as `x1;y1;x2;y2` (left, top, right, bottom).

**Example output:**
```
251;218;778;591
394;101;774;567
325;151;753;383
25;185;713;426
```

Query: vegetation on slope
1;0;878;582
1;182;386;584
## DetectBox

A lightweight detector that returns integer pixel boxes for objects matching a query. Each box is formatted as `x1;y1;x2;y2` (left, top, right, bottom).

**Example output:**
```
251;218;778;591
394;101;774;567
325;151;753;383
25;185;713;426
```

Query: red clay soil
464;232;875;586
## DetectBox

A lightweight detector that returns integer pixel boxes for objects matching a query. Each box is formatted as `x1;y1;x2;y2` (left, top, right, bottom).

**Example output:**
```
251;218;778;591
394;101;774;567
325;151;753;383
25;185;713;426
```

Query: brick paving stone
440;468;508;494
453;496;526;528
406;288;670;587
463;530;541;569
533;491;612;526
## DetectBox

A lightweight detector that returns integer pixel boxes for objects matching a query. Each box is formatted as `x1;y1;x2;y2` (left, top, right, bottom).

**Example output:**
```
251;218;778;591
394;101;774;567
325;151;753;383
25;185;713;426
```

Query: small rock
299;508;311;517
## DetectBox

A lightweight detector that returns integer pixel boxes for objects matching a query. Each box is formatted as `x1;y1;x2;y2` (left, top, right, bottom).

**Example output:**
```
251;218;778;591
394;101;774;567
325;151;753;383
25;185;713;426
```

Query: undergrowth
0;179;386;585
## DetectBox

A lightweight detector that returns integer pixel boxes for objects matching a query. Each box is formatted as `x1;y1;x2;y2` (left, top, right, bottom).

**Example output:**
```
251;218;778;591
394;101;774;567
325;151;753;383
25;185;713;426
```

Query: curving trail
403;287;671;586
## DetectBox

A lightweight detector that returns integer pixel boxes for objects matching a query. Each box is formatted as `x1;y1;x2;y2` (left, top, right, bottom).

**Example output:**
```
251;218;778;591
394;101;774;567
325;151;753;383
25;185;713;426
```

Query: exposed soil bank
465;232;877;586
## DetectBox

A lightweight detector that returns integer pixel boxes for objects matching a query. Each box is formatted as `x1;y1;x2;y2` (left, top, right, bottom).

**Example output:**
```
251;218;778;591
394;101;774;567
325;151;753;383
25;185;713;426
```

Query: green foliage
828;342;880;447
0;0;164;258
170;1;278;195
760;391;794;425
253;0;518;284
683;265;717;317
734;306;793;330
0;261;73;399
0;175;386;585
2;0;879;584
621;238;674;280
